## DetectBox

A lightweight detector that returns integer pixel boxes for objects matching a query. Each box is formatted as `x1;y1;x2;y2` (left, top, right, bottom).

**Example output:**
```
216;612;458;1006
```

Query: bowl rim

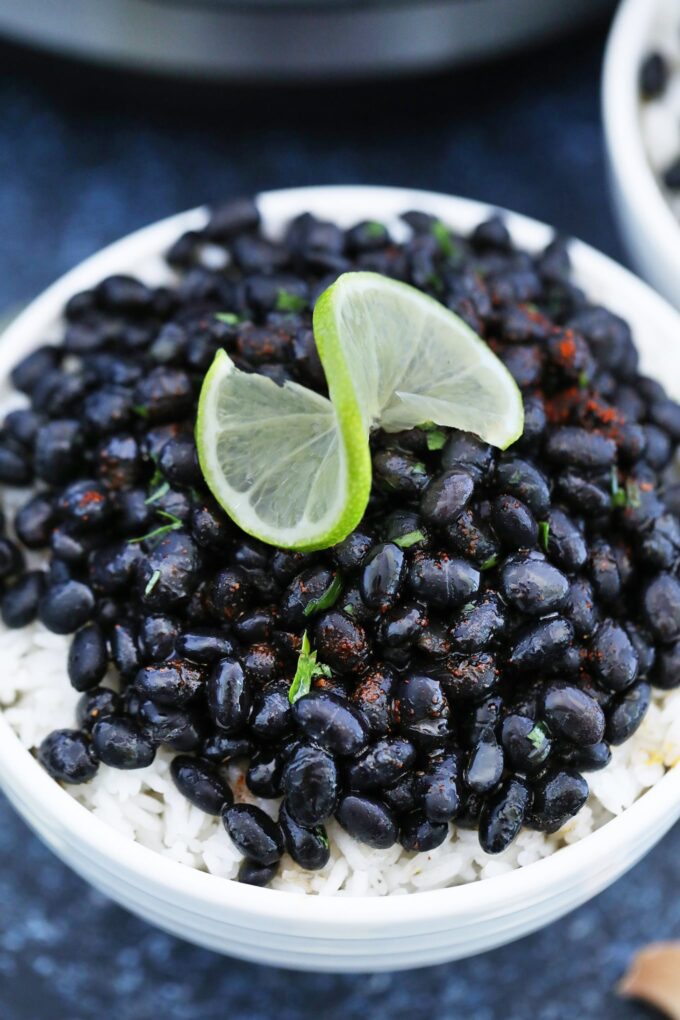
602;0;680;276
0;182;679;931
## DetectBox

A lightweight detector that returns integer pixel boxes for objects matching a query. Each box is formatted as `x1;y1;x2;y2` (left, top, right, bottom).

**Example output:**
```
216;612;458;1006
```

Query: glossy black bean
207;658;250;732
335;795;398;849
530;770;589;833
420;469;475;526
38;729;98;784
38;580;94;634
90;542;141;593
132;367;193;423
563;578;600;638
606;682;652;745
408;550;480;609
249;682;292;741
170;756;231;814
465;729;504;794
76;687;119;731
67;623;108;692
206;566;252;622
282;744;338;827
491;495;538;549
400;812;448;852
313;610;369;674
2;570;44;628
91;717;156;769
501;714;552;773
496;458;551;518
347;737;416;792
559;741;612;773
138;615;179;662
508;617;574;671
139;701;203;751
546;426;616;468
292;692;368;758
478;778;531;854
378;603;427;651
643;573;680;644
281;567;337;627
135;659;204;707
395;673;450;746
0;443;31;485
443;509;499;566
541;683;605;745
246;750;284;798
441;431;495;477
200;733;253;765
110;621;140;680
11;345;59;393
653;642;680;690
556;470;611;517
501;555;568;616
440;652;499;703
450;593;505;652
279;806;331;871
360;543;405;610
0;536;23;580
238;859;279;887
351;667;394;736
373;448;430;496
588;539;621;605
15;494;54;550
639;513;680;570
545;509;587;572
590;619;639;692
223;804;283;866
137;531;202;611
330;529;373;571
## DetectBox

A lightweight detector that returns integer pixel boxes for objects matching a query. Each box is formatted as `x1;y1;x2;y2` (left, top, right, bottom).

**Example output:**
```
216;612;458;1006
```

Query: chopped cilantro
288;632;332;704
131;404;149;419
431;220;457;260
611;467;627;508
412;461;428;475
527;723;548;750
365;220;387;240
343;603;355;616
144;569;161;597
394;530;426;550
626;480;641;508
480;554;499;571
128;521;181;545
538;520;550;552
303;574;343;617
215;312;240;325
578;370;590;389
145;481;170;505
276;289;307;313
420;422;447;451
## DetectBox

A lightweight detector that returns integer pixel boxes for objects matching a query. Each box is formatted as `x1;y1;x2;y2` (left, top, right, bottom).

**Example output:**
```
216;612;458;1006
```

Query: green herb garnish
365;220;387;240
343;603;355;616
394;530;426;550
527;723;548;750
303;574;343;617
412;461;428;475
215;312;240;325
625;480;641;508
131;404;149;419
480;554;499;571
288;632;332;704
611;467;626;509
420;422;447;451
578;370;590;389
128;510;183;545
145;481;170;505
144;569;161;596
431;220;456;260
276;289;307;313
538;520;550;552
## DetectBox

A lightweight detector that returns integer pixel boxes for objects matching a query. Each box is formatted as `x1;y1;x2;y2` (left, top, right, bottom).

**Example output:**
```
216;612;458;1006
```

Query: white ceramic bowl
603;0;680;308
0;185;679;973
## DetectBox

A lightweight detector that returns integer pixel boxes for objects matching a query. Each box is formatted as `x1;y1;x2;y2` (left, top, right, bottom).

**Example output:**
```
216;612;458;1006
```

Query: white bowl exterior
603;0;680;309
0;185;679;971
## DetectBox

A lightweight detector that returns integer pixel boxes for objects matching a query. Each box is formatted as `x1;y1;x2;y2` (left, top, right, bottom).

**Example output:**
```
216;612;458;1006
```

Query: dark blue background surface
0;18;676;1019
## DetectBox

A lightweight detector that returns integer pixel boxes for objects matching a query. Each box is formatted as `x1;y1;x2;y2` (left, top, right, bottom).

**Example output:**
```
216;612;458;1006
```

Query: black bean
360;543;405;610
441;431;495;477
279;806;331;871
653;642;680;690
170;755;231;814
478;778;531;854
335;795;398;849
465;729;504;794
2;570;44;628
281;567;338;626
444;509;499;566
207;658;250;732
501;715;552;774
559;741;612;773
11;345;59;394
137;530;202;611
408;550;480;609
491;495;538;549
643;574;680;644
67;623;108;692
352;666;395;736
238;860;279;887
373;448;430;496
91;717;156;769
282;744;338;826
395;673;450;746
530;770;588;833
138;615;179;662
508;616;574;671
313;611;369;673
15;495;55;550
331;529;373;571
440;652;499;703
38;580;94;634
420;469;475;526
501;554;569;615
563;578;600;638
135;659;204;707
223;804;283;866
347;737;416;792
590;619;639;692
200;733;254;765
400;812;448;852
546;509;587;572
38;729;98;784
293;692;368;758
246;750;284;798
139;702;203;751
450;593;505;651
541;683;605;745
133;367;193;423
76;687;119;731
606;682;652;745
496;458;551;518
110;621;140;680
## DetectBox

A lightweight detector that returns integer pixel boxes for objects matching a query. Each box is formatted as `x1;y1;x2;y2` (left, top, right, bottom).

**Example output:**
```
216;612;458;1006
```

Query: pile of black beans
2;197;679;888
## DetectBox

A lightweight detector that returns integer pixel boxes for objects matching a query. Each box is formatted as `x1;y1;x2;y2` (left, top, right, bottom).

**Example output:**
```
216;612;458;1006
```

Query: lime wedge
197;271;523;550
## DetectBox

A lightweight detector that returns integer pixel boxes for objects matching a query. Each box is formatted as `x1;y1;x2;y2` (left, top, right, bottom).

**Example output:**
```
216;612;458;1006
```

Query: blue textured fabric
0;21;675;1020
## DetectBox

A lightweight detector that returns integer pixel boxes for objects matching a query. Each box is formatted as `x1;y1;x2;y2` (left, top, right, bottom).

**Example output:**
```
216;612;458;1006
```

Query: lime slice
197;271;523;550
196;349;371;551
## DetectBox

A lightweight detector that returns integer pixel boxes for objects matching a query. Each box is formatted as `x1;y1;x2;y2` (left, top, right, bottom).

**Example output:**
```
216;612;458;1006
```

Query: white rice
639;2;680;220
1;613;678;896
